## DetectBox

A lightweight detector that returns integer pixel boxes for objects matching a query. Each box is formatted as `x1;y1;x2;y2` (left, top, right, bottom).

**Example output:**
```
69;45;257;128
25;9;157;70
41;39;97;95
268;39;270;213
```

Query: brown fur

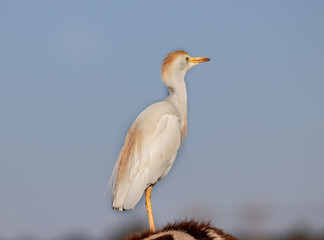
122;220;238;240
162;220;237;240
115;124;143;193
150;234;174;240
161;50;188;81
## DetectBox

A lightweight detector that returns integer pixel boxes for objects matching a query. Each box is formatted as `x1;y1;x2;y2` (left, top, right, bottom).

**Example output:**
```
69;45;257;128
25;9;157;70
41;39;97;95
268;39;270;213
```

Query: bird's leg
145;185;156;233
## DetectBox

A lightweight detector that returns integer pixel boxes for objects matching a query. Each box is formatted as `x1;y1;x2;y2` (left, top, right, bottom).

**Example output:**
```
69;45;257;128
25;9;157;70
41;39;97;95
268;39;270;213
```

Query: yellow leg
145;185;156;233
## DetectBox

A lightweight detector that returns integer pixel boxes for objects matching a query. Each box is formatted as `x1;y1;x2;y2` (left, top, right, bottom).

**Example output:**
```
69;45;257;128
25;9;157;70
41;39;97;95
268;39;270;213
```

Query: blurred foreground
3;221;323;240
2;203;324;240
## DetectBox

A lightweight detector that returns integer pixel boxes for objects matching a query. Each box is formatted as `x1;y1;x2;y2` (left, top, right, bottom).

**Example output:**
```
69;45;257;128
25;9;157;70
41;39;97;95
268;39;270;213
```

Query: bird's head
161;50;210;84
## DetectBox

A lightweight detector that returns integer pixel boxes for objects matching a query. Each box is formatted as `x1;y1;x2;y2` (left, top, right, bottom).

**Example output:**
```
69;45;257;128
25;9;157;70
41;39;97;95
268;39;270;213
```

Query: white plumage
108;50;210;232
115;103;181;210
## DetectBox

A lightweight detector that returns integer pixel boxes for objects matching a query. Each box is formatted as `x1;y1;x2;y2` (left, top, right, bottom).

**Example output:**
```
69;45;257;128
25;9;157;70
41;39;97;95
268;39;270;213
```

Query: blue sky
1;1;324;239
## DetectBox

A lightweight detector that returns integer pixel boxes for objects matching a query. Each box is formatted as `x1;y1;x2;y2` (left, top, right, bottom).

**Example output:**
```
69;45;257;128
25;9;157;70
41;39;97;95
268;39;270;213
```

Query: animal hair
122;219;238;240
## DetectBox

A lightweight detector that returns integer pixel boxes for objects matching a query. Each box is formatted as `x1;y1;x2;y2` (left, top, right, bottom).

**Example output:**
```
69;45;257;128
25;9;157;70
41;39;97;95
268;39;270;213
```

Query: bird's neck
165;73;188;139
167;79;187;115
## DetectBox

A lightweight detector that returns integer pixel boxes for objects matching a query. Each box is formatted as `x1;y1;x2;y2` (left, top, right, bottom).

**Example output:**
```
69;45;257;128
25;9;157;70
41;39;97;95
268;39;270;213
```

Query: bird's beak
188;57;211;64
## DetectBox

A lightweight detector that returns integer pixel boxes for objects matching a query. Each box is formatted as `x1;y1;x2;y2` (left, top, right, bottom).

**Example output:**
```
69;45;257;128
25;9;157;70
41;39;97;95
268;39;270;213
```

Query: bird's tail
102;157;119;205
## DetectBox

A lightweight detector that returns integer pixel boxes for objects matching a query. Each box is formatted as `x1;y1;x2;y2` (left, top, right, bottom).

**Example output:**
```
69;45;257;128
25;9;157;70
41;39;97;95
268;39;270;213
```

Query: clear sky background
1;1;323;239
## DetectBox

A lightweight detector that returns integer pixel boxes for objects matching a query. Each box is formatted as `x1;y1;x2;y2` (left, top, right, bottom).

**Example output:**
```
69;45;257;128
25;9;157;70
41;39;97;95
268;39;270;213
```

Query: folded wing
111;103;182;210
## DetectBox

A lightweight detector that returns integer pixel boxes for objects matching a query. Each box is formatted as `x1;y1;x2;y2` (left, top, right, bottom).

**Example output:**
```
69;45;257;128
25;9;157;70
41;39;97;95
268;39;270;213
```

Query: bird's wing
111;102;182;210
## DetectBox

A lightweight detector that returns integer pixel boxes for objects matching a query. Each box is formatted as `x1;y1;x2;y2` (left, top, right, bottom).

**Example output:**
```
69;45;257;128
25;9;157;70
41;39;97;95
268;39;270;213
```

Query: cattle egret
108;50;210;232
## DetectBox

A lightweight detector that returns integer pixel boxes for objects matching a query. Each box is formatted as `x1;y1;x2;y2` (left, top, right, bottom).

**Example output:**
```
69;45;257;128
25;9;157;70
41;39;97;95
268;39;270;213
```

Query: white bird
108;50;210;232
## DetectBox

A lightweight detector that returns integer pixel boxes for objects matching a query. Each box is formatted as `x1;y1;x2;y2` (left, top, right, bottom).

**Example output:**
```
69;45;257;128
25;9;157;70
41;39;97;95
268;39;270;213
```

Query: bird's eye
186;57;189;61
